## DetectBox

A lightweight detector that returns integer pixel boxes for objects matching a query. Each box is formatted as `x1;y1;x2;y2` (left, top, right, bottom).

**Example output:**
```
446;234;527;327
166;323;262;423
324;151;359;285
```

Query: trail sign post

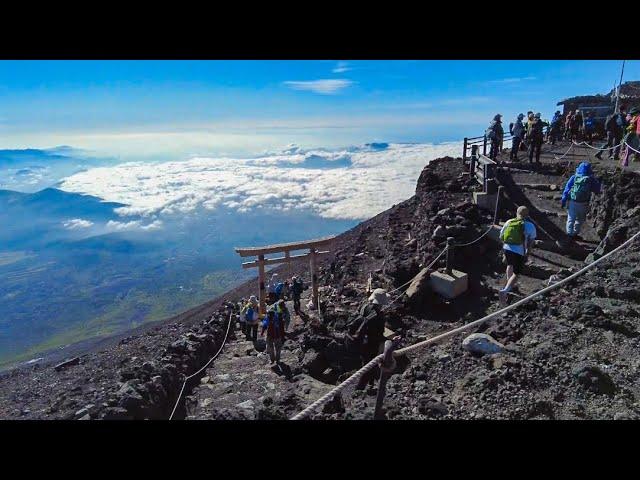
235;236;335;315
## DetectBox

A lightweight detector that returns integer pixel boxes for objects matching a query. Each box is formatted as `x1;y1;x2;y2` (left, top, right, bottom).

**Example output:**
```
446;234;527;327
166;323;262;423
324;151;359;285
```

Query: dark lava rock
573;365;617;395
418;399;448;416
102;407;133;420
54;357;80;372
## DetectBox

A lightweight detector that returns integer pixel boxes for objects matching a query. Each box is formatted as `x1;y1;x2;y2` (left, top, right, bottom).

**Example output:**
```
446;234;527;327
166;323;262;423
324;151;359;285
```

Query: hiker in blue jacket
561;162;602;240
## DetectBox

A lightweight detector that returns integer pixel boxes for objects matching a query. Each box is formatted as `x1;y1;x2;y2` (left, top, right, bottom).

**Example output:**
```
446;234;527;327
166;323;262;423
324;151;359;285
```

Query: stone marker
462;333;505;355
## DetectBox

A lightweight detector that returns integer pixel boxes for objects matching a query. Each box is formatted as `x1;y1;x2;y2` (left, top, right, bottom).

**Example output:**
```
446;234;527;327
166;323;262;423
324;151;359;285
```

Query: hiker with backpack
596;105;627;161
572;110;583;142
498;206;537;306
548;111;563;145
242;295;260;342
527;113;547;165
237;297;247;334
274;299;291;331
291;275;304;315
583;112;596;144
564;111;574;140
274;280;285;301
509;113;525;161
261;307;286;365
561;161;602;240
486;114;504;161
347;288;389;391
621;107;640;168
266;274;279;304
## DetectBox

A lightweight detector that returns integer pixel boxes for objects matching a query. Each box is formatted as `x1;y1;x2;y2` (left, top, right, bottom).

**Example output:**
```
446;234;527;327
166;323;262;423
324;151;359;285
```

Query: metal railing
463;133;513;160
468;145;498;194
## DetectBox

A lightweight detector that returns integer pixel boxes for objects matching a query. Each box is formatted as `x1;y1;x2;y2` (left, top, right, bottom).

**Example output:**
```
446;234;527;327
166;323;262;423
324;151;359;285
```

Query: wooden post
470;145;477;177
483;164;488;193
258;254;266;315
446;237;454;276
494;185;503;224
374;340;396;420
309;247;318;310
285;250;292;279
483;135;487;156
463;137;468;163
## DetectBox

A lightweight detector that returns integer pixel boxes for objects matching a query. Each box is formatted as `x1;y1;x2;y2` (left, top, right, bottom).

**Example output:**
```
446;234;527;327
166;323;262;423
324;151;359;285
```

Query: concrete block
429;269;468;299
473;192;498;212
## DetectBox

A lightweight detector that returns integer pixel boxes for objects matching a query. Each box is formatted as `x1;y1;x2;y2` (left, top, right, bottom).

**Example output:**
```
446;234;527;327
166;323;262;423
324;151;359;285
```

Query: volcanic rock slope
2;146;640;420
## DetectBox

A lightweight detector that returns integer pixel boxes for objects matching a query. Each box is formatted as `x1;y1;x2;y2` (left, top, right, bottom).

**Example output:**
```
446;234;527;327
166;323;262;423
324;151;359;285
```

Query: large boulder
404;267;432;310
462;333;505;356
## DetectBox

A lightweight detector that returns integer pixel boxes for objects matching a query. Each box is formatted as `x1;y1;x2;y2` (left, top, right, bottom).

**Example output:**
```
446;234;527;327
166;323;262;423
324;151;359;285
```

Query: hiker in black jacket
486;114;504;160
527;113;547;165
509;113;525;161
348;288;389;391
596;105;627;161
291;275;303;315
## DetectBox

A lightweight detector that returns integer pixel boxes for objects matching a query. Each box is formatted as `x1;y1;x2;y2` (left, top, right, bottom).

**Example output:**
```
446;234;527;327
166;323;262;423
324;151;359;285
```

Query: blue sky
0;60;637;160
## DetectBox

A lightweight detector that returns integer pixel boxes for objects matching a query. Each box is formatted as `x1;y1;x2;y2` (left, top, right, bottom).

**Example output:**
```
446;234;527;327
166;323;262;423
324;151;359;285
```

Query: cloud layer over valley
59;142;460;223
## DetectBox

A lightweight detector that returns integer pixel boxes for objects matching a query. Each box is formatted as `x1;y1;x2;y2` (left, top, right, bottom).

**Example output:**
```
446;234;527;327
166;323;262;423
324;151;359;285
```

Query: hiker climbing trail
184;296;340;419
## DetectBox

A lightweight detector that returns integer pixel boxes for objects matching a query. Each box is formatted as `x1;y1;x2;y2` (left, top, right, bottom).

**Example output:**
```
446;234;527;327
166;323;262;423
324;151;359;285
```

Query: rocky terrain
1;140;639;420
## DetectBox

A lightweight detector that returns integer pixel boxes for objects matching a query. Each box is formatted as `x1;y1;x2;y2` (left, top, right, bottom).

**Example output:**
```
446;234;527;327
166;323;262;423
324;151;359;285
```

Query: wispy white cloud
105;219;163;232
63;218;94;230
332;61;351;73
283;79;354;95
486;76;537;85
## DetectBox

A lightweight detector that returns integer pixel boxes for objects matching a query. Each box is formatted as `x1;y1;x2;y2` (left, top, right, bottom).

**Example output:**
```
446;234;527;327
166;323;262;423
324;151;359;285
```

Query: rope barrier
572;140;624;152
553;142;575;161
394;227;640;355
451;224;494;248
169;312;234;420
291;226;640;419
290;351;385;420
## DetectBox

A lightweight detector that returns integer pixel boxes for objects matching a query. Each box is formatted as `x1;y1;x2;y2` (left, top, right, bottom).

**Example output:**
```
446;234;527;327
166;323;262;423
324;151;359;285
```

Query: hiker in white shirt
499;206;537;306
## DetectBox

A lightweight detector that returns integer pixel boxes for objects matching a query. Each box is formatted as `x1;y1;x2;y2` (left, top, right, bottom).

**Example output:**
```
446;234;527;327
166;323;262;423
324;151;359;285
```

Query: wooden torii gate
234;236;336;315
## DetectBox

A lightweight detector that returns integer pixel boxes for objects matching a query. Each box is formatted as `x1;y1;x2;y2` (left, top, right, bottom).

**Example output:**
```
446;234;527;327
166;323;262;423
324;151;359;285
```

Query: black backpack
347;303;376;346
605;114;616;131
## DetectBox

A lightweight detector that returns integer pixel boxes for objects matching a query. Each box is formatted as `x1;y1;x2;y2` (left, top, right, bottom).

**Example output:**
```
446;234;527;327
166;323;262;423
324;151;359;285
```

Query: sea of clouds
58;142;461;227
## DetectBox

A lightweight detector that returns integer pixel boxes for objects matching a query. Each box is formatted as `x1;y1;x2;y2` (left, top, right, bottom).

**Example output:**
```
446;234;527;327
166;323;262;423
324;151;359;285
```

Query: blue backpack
245;306;255;322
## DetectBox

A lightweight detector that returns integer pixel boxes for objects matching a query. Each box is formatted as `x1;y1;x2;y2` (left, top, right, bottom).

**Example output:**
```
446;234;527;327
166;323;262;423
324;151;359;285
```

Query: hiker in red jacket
261;308;286;364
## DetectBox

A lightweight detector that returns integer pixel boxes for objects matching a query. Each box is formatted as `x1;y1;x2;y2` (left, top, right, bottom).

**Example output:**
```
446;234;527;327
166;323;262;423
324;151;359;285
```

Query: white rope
169;312;234;420
572;140;624;152
291;226;640;419
553;142;575;161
